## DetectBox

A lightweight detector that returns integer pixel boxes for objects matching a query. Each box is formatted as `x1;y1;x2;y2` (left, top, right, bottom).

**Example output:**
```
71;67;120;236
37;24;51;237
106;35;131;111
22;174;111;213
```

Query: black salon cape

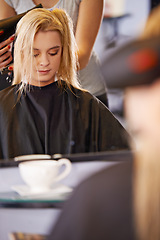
0;81;129;159
48;160;135;240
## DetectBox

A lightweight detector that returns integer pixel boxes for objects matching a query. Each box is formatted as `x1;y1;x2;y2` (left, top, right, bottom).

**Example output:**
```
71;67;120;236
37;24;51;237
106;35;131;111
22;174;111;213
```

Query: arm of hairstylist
75;0;104;69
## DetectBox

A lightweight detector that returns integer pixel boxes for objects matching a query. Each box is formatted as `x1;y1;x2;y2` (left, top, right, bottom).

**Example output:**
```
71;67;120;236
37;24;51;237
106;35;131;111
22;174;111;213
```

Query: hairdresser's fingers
0;43;11;56
0;34;15;48
0;51;12;69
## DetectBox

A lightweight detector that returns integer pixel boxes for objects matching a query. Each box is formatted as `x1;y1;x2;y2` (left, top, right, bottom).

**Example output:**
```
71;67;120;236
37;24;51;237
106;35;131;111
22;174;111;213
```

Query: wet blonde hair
13;8;81;91
134;141;160;240
133;6;160;240
140;5;160;39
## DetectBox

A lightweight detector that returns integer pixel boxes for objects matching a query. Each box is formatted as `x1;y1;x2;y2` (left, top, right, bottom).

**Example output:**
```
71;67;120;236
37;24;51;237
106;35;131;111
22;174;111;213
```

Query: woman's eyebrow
49;46;61;50
33;46;61;51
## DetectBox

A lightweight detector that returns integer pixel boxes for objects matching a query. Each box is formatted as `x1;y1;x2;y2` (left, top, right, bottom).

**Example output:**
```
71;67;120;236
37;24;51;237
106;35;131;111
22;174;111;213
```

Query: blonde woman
0;0;108;106
0;8;129;159
126;5;160;240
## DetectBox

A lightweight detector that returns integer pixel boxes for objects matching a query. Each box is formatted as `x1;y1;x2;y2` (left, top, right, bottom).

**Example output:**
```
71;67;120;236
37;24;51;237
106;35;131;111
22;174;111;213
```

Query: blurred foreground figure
47;6;160;240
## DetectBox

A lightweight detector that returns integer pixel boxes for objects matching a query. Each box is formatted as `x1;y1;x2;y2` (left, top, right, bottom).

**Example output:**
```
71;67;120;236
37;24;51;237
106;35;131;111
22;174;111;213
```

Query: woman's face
29;30;62;87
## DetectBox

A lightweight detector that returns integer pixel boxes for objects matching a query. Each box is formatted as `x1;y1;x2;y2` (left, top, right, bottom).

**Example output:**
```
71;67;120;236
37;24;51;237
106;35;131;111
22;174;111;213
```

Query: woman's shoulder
68;84;96;100
0;84;17;101
0;85;18;117
67;84;110;112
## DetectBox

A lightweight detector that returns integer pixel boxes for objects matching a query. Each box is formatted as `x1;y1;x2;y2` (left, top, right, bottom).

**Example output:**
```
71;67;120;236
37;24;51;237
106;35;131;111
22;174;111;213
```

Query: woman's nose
39;54;49;66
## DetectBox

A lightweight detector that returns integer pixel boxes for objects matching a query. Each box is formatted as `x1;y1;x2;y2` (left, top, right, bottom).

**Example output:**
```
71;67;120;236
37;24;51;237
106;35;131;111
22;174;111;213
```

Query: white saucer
14;154;51;162
11;183;73;199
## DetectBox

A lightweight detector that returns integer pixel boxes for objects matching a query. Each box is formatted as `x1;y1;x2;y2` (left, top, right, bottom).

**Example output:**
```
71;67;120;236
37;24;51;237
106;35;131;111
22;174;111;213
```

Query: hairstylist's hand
124;78;160;148
0;32;14;69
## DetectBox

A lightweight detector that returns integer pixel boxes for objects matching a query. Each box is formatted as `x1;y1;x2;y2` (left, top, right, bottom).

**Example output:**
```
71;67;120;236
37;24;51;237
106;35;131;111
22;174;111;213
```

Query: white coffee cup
18;158;72;193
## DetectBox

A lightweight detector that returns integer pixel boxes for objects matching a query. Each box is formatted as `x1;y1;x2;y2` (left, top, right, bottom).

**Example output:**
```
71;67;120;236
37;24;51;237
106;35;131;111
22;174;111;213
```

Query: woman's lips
38;70;51;74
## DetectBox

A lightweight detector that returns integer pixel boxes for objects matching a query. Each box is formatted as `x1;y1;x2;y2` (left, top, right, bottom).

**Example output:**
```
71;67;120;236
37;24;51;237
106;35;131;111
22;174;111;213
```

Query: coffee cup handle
55;158;72;182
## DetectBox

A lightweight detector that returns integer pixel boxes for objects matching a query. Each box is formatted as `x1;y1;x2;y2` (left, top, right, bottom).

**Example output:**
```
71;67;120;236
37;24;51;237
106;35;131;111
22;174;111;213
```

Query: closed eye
34;53;39;57
49;51;59;56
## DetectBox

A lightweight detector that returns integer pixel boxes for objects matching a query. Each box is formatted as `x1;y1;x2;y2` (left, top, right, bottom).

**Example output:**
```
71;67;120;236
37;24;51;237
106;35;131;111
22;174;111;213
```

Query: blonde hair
134;141;160;240
13;8;82;92
133;6;160;240
141;5;160;39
